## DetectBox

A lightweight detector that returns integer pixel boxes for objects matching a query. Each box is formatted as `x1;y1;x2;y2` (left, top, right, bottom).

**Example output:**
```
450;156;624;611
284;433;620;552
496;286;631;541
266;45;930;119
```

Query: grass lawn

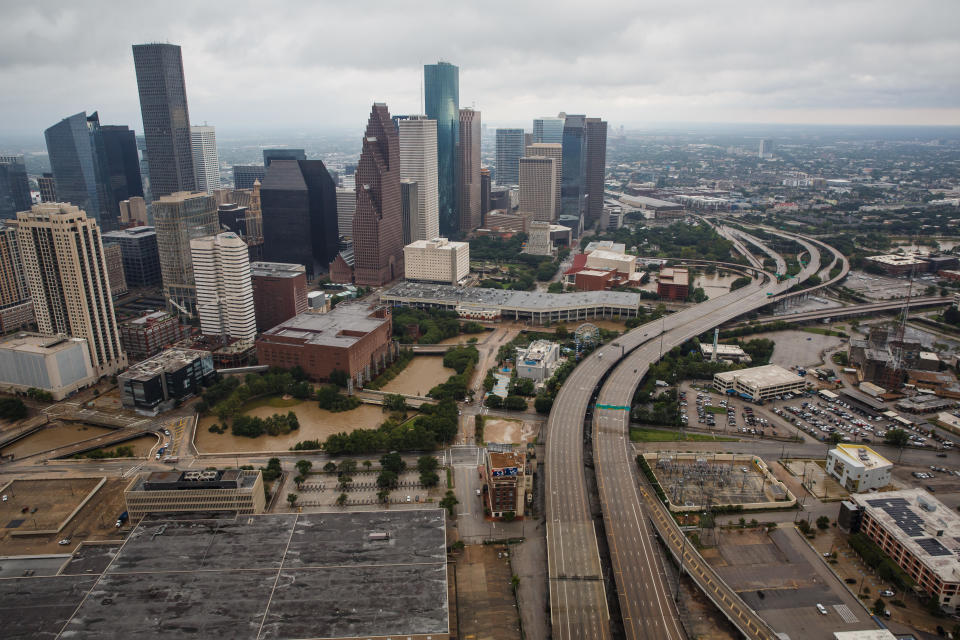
629;427;738;443
704;406;727;414
241;395;304;412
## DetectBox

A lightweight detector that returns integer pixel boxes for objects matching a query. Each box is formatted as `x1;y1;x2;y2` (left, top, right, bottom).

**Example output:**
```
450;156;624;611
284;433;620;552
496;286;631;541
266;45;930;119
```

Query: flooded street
1;423;112;459
381;356;455;396
693;271;737;297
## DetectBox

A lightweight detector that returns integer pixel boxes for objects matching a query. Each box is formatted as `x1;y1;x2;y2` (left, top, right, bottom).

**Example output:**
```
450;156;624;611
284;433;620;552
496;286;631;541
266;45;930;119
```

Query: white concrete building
713;364;806;400
0;333;96;400
403;237;469;285
190;232;256;341
398;116;439;241
516;340;560;382
190;125;221;194
525;143;562;219
826;444;893;492
335;187;356;240
585;248;636;275
518;156;556;222
698;343;752;363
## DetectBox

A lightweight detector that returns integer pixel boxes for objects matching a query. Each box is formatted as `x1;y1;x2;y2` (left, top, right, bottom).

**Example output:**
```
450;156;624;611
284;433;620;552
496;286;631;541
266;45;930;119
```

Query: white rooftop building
826;444;893;492
713;364;806;401
698;343;751;363
403;237;469;285
516;340;561;382
190;232;256;342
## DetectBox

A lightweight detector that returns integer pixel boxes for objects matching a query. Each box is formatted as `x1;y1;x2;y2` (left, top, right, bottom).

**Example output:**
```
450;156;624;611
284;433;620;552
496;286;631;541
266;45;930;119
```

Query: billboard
492;467;518;477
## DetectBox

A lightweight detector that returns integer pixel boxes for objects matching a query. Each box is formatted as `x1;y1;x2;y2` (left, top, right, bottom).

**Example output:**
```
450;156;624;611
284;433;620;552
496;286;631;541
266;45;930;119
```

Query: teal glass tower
424;61;459;236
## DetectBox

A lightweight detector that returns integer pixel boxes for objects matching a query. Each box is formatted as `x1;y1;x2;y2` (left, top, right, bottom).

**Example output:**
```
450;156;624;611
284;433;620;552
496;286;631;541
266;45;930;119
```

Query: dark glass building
260;159;339;278
132;43;196;197
424;61;459;236
37;173;57;202
495;129;524;186
101;125;144;207
561;114;586;221
583;117;608;228
102;226;162;287
44;111;116;228
233;165;266;189
0;156;31;219
263;149;306;167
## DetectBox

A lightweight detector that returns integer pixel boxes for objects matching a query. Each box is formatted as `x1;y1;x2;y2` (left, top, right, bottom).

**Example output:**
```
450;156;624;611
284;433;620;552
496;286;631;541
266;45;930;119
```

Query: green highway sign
596;404;630;411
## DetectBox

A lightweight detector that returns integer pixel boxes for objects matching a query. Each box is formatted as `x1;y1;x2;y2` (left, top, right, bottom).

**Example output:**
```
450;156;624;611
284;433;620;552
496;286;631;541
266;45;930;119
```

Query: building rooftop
0;333;87;355
103;225;156;239
852;489;960;584
582;240;626;254
122;310;176;327
659;267;689;286
587;249;634;263
260;303;388;348
518;340;558;364
715;364;802;388
405;237;468;251
698;343;748;357
119;348;210;382
129;469;258;492
0;510;448;640
866;254;928;266
488;450;525;471
620;194;683;210
831;444;891;469
249;261;306;278
381;281;641;311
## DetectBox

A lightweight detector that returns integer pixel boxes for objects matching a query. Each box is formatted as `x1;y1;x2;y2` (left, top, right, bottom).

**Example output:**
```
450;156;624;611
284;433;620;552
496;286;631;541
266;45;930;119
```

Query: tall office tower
44;112;116;228
423;61;459;236
583;118;608;228
102;226;162;287
526;143;562;219
151;191;219;315
245;180;264;261
263;149;306;167
260;160;339;278
458;108;481;233
233;165;267;189
38;173;57;203
132;43;196;197
335;188;356;241
190;125;220;194
495;129;525;186
400;179;418;245
100;125;144;209
0;221;34;332
103;243;128;297
190;232;256;341
480;168;491;218
398;116;439;242
16;203;127;376
136;135;152;204
518;157;557;222
119;196;149;226
759;138;774;159
0;156;31;219
533;117;565;144
561;114;587;221
352;103;403;286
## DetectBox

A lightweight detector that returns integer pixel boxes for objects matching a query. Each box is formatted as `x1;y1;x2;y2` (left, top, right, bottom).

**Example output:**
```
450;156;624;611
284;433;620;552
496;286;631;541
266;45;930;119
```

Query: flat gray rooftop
260;303;388;348
382;280;641;311
0;510;448;640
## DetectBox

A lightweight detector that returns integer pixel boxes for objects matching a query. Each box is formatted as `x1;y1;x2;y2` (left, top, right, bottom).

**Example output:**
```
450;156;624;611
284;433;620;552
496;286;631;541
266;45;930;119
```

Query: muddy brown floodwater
381;356;455;396
1;423;112;459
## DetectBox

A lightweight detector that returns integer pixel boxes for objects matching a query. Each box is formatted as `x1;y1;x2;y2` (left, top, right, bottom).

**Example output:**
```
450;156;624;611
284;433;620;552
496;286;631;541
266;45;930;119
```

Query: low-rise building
0;333;96;400
658;267;689;301
124;469;265;522
849;489;960;612
713;364;806;401
118;348;214;415
515;340;560;382
698;343;752;363
119;311;187;361
485;449;527;519
826;444;893;492
403;237;470;285
864;254;928;275
585;248;635;275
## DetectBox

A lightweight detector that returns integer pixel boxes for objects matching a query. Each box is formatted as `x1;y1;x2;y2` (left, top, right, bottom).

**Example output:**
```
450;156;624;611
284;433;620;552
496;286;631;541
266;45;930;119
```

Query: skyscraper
260;160;339;278
37;173;57;203
458;108;481;233
100;125;144;208
423;61;459;236
495;129;525;186
151;191;219;315
263;149;306;167
561;114;587;220
233;165;267;190
102;225;162;287
480;167;491;219
16;203;127;376
533;117;565;144
526;143;562;219
0;156;31;219
518;157;557;222
398;116;439;242
400;179;418;245
583;117;608;228
44;112;116;228
190;125;220;194
0;221;34;332
335;188;356;241
132;43;196;197
191;232;256;341
352;103;403;287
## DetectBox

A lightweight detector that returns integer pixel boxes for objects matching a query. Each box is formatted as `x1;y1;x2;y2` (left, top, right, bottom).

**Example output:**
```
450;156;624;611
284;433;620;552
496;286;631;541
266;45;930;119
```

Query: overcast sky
2;0;959;139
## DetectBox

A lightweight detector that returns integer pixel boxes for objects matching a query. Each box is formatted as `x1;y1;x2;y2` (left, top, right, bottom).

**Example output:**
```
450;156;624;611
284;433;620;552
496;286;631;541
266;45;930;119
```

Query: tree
363;460;372;470
286;493;298;508
384;393;408;412
547;281;564;293
377;470;399;489
510;377;536;397
534;395;554;414
420;471;440;487
0;396;27;420
323;461;337;473
797;519;812;535
329;369;349;387
884;428;910;449
504;395;528;411
380;451;406;475
828;432;844;445
872;598;886;616
294;474;305;489
816;516;830;530
440;490;459;518
416;455;439;474
338;459;358;475
485;394;503;409
377;489;390;503
336;493;348;507
295;459;312;476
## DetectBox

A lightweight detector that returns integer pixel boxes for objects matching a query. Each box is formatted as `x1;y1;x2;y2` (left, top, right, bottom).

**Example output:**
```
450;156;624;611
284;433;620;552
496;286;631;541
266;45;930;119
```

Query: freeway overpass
726;296;950;328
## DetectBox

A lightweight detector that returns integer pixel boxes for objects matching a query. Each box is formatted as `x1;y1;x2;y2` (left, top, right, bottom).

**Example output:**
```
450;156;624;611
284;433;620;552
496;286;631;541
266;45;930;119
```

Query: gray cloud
0;0;958;139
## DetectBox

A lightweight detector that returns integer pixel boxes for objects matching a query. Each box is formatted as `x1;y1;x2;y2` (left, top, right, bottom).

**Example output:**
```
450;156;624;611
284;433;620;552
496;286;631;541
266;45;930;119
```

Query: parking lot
680;383;798;441
289;470;437;509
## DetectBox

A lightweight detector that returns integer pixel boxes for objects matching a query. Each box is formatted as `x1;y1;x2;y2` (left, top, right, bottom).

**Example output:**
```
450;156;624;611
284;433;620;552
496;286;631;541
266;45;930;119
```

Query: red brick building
255;303;394;388
484;450;527;519
119;311;188;361
573;269;615;291
657;267;689;301
250;262;308;332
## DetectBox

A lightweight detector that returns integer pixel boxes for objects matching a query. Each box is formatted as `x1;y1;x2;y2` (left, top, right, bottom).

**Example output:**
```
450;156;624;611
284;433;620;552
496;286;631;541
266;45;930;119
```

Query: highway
726;295;950;327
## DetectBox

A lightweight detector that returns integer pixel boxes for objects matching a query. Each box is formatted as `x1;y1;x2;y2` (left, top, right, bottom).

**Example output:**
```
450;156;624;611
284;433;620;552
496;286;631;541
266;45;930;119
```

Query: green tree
0;396;28;420
377;489;390;503
295;459;312;476
547;281;564;293
329;369;349;387
338;459;358;475
872;598;885;616
336;492;348;507
286;493;298;508
797;519;812;535
440;490;459;518
534;394;554;414
363;460;372;470
377;469;399;489
416;455;439;474
485;394;503;409
420;471;440;487
380;451;406;475
384;393;408;412
828;432;844;445
504;395;528;411
816;515;830;530
884;428;910;448
323;461;337;473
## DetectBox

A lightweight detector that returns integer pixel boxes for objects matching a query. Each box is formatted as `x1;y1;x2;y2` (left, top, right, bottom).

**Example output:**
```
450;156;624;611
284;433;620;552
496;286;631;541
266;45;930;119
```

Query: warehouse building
0;333;96;400
124;469;266;521
118;348;214;415
713;364;806;401
826;444;893;492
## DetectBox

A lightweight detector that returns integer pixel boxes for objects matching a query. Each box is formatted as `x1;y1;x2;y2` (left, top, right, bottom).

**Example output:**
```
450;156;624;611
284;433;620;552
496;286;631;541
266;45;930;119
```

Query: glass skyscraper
533;117;565;144
0;156;31;219
424;61;459;236
101;125;144;206
561;115;587;220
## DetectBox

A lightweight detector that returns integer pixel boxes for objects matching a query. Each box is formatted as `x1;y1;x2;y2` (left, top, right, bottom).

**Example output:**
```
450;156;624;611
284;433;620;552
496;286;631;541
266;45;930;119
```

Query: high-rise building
44;112;116;228
495;129;525;186
423;61;459;236
37;173;57;203
759;138;774;159
102;226;162;287
398;116;439;242
518;157;557;222
151;192;219;315
0;156;31;219
190;125;220;194
526;143;562;219
403;237;470;285
458;108;481;233
0;221;34;332
561;114;587;220
16;203;127;376
351;103;404;287
480;168;491;219
100;125;144;208
533;117;565;144
263;149;306;167
103;243;128;297
118;196;149;226
335;188;356;241
250;262;308;333
583;118;608;228
132;43;196;197
190;232;256;341
245;180;264;261
260;159;339;278
233;165;266;190
400;179;418;245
